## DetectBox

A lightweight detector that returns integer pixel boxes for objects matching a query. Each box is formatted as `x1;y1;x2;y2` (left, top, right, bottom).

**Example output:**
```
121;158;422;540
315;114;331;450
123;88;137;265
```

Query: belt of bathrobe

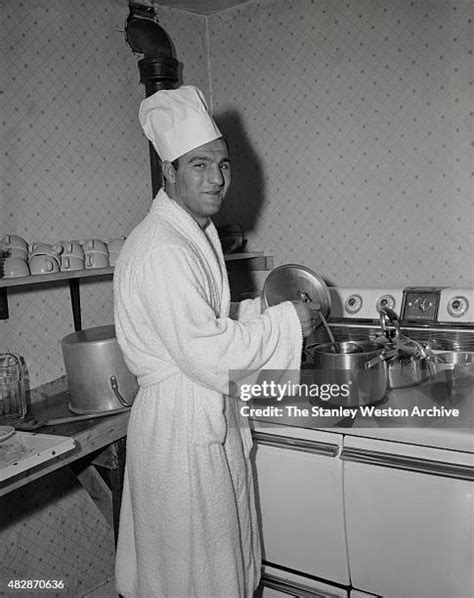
137;369;179;388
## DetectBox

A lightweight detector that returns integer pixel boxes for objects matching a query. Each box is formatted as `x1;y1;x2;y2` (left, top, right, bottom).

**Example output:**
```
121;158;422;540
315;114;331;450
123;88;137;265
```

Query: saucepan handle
379;307;401;342
110;375;134;407
365;349;398;369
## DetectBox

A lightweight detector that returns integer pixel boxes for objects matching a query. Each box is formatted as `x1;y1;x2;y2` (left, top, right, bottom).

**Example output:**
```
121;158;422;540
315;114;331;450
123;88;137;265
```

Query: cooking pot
385;354;432;388
309;341;387;407
217;224;246;254
377;306;436;388
61;325;138;414
432;351;474;399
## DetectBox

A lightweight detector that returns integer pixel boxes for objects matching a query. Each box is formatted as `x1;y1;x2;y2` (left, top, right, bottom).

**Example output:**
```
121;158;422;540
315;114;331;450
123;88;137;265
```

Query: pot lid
262;264;331;320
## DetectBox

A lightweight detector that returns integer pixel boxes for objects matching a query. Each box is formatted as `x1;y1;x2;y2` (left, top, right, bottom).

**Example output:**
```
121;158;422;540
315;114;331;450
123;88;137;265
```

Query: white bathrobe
113;189;302;598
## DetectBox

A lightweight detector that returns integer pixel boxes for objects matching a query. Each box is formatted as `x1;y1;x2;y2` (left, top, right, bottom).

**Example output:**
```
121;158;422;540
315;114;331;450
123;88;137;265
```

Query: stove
311;286;474;352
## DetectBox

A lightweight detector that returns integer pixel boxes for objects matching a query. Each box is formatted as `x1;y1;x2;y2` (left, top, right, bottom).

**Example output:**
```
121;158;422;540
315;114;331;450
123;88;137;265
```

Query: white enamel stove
328;286;473;324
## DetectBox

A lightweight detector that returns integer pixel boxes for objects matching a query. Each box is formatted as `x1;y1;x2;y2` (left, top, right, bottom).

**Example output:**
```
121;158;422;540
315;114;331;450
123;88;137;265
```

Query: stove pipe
125;3;179;196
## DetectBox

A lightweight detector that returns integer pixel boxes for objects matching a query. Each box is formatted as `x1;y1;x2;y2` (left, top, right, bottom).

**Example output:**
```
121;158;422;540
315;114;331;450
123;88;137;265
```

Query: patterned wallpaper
0;469;115;598
206;0;473;288
0;0;472;594
1;0;209;388
2;0;472;387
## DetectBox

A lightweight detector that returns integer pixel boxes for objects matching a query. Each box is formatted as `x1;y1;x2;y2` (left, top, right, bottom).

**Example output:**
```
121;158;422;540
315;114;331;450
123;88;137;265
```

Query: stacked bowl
0;235;125;277
59;241;85;272
28;242;63;275
82;239;110;270
107;238;125;267
0;234;30;278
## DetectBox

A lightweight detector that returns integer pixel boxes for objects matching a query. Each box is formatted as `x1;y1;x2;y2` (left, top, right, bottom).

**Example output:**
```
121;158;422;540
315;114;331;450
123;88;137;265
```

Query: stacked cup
29;242;63;275
60;241;85;272
107;238;125;267
0;234;30;278
82;239;110;270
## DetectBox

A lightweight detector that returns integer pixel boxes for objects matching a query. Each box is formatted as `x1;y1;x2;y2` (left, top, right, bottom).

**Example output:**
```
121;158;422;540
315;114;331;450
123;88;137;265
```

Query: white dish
0;426;15;442
0;431;75;482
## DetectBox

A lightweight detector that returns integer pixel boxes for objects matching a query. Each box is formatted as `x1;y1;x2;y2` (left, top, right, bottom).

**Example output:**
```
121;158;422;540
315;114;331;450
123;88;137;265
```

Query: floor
82;579;118;598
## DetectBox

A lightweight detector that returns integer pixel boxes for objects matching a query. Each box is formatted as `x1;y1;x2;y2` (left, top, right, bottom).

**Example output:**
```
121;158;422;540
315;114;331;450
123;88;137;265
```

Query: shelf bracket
68;279;82;331
0;288;9;320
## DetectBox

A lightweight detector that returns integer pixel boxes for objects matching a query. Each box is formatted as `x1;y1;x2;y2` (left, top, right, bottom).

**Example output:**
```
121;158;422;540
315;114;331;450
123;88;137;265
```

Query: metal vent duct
125;2;179;195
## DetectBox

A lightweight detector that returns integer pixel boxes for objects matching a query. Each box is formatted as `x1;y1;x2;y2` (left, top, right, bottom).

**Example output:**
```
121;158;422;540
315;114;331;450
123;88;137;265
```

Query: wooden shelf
0;266;114;289
0;252;273;325
0;253;272;289
225;252;274;270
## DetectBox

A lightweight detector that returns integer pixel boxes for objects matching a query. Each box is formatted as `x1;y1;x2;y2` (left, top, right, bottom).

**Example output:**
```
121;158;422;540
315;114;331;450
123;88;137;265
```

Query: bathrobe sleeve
133;246;302;394
229;297;262;321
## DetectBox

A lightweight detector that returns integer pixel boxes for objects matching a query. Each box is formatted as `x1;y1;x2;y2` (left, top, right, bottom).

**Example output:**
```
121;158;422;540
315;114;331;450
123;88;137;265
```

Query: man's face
166;137;231;228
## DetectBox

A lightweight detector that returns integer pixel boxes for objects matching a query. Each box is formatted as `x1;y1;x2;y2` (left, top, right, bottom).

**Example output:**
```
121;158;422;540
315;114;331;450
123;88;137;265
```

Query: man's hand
292;301;321;338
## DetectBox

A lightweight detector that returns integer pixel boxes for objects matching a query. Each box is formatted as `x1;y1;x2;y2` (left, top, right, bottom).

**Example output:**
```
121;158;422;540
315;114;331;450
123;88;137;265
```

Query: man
113;85;316;597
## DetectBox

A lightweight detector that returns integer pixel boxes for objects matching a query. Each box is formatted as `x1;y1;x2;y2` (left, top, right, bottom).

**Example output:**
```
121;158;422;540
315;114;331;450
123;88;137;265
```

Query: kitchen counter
3;366;471;500
0;380;130;542
248;366;474;453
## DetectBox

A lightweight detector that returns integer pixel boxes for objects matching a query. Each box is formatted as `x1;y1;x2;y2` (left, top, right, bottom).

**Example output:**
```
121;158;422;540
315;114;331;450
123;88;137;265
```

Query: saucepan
435;351;474;368
262;266;387;406
308;341;388;406
372;307;437;389
432;351;474;397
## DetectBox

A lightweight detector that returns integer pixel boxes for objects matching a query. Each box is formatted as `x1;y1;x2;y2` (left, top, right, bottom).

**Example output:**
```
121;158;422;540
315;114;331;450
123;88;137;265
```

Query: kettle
0;352;27;425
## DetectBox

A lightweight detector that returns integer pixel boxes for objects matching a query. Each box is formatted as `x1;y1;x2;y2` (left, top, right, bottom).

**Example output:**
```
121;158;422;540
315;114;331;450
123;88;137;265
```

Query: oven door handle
252;431;339;457
261;571;344;598
341;447;474;481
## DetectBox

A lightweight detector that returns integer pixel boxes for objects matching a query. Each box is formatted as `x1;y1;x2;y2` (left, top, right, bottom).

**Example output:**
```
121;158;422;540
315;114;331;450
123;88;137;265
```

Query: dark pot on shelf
217;224;246;254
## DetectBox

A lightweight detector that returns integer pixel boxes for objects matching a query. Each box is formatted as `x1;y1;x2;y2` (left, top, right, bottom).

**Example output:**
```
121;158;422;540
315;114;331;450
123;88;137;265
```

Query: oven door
252;423;349;585
342;435;474;598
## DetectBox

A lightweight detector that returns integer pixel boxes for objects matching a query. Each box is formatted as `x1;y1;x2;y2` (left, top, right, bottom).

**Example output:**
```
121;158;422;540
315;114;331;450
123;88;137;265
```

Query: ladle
316;307;365;354
299;291;339;347
299;291;363;355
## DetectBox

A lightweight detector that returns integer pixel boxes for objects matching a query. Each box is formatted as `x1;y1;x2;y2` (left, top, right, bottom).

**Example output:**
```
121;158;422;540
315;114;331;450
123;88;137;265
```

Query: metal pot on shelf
61;325;138;414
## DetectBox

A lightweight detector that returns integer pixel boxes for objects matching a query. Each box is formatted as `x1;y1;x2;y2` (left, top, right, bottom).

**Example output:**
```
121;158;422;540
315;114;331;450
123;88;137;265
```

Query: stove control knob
447;296;469;318
344;294;363;315
376;294;396;313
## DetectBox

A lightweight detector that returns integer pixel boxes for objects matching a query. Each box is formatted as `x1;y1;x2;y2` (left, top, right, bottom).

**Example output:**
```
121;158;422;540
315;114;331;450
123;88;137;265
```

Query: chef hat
138;85;222;162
